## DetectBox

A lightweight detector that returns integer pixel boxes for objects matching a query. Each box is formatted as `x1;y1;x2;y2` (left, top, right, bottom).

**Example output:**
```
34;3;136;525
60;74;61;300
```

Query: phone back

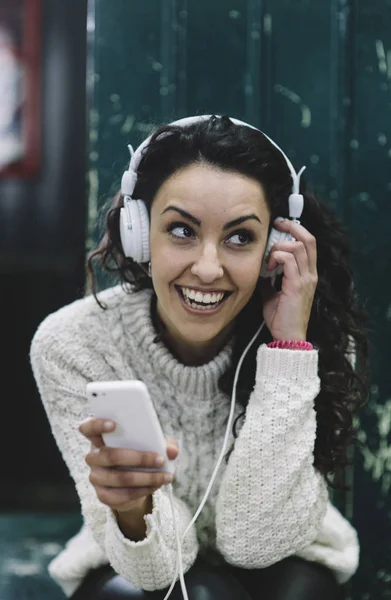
86;380;169;471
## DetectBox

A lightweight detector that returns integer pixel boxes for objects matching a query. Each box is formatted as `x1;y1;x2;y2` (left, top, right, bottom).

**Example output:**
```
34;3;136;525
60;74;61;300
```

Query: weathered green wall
90;2;391;598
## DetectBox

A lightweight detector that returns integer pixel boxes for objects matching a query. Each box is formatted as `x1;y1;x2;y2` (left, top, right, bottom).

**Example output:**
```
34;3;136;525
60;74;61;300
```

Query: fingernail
104;421;114;431
274;217;285;222
155;455;165;467
164;473;174;483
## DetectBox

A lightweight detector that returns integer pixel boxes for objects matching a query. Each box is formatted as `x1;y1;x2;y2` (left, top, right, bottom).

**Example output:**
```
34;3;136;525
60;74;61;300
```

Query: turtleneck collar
109;285;233;398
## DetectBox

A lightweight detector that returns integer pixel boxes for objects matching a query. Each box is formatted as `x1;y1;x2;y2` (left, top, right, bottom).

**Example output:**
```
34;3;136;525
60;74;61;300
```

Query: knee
263;557;340;600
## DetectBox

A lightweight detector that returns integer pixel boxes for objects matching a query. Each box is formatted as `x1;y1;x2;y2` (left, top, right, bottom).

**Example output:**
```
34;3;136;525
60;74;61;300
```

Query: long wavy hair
87;115;370;488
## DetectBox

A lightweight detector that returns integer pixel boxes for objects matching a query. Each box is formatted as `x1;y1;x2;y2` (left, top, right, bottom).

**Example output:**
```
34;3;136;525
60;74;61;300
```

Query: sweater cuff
103;488;199;590
256;344;319;383
105;491;161;550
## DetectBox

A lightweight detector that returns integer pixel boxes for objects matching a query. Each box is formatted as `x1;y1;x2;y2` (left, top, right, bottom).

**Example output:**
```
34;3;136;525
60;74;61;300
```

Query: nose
190;242;224;283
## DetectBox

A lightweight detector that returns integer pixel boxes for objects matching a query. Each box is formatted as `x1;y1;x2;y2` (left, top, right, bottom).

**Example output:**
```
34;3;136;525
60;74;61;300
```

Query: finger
78;418;115;449
94;484;160;509
166;437;179;461
267;251;301;291
270;240;308;277
89;466;172;489
86;446;168;470
273;219;317;274
167;446;179;461
166;437;178;449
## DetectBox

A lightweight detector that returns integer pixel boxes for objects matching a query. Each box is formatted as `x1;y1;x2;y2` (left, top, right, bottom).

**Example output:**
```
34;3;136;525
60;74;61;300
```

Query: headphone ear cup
259;227;294;278
119;199;150;263
138;200;150;263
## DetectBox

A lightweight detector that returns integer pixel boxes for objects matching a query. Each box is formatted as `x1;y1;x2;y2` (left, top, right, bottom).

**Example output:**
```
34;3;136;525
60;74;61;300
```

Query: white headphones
119;115;306;280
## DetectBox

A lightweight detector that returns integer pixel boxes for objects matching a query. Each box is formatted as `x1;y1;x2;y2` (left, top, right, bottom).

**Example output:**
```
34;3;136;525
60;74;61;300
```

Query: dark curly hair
87;115;370;489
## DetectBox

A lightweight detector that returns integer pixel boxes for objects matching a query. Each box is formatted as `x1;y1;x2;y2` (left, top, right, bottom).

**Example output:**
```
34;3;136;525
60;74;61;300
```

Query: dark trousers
70;555;341;600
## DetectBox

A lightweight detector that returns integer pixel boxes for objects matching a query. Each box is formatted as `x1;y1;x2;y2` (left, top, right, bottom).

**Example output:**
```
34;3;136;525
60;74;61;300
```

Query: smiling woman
148;163;270;364
30;115;369;600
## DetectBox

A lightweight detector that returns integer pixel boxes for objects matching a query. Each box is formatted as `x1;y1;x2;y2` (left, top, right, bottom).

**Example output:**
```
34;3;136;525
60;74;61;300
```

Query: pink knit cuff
267;340;314;350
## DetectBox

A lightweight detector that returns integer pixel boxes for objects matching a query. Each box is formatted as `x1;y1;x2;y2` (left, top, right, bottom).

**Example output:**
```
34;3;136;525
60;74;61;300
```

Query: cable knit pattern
216;346;327;566
30;285;359;597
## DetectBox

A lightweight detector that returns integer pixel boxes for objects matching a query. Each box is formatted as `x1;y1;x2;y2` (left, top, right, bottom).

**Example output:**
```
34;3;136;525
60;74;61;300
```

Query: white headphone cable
162;319;266;600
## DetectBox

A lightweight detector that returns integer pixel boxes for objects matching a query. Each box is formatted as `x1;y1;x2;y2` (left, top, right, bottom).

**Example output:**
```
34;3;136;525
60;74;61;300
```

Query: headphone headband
121;114;306;222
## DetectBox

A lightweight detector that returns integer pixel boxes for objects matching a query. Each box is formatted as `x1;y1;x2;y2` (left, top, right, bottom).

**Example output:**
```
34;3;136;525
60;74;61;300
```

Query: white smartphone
86;380;175;474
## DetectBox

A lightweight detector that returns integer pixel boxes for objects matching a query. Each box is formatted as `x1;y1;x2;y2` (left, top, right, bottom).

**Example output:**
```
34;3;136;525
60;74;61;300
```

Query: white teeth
180;287;227;308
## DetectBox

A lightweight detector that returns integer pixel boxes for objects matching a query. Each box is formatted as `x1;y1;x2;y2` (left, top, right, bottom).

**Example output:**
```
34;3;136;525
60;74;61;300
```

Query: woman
30;115;369;600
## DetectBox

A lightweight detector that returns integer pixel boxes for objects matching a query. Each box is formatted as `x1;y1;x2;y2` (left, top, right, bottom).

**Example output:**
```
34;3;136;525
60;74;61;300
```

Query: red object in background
0;0;41;178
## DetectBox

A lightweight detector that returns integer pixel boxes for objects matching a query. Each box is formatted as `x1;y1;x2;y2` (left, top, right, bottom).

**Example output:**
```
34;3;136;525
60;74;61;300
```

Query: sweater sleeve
295;502;359;584
215;345;329;568
30;329;199;591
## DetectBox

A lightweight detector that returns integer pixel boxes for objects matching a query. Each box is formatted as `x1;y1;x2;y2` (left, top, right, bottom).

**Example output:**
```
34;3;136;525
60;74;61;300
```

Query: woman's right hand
79;418;179;513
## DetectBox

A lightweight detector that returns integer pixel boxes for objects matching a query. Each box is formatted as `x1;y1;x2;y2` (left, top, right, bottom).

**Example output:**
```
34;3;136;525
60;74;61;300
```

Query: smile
175;285;231;314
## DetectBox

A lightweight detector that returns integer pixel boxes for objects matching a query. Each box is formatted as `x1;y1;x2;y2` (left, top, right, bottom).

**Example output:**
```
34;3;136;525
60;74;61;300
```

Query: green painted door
90;2;391;597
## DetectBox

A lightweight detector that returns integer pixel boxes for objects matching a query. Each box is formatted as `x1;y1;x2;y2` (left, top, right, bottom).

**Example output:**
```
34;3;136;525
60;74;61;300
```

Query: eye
167;222;195;240
226;230;254;246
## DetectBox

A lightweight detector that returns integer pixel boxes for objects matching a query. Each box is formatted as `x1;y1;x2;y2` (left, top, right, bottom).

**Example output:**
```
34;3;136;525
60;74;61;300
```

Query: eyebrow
161;205;262;229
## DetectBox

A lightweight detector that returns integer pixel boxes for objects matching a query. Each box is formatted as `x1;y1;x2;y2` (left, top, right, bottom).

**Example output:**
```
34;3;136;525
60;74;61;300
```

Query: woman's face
149;162;271;356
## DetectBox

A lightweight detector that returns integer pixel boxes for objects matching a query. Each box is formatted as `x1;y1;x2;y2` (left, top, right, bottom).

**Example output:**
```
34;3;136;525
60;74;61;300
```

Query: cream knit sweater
30;285;359;597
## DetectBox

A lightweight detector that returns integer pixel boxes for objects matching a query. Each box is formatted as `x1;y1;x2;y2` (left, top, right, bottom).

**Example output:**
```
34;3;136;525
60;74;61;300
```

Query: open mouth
175;285;232;312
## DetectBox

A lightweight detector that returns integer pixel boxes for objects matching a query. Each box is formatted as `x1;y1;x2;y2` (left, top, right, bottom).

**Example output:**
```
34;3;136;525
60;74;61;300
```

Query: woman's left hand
259;218;318;342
